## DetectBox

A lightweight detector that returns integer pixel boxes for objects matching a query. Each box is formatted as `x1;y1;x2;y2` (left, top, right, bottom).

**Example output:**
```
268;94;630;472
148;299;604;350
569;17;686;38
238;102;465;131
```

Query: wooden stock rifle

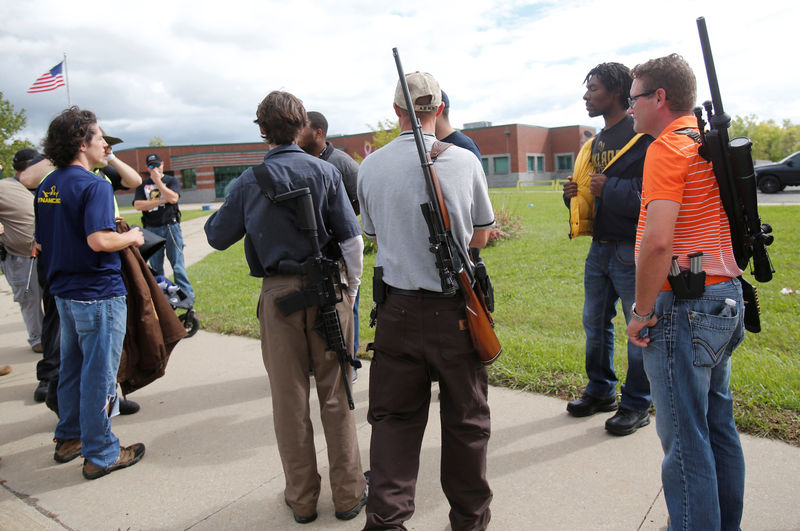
392;47;502;364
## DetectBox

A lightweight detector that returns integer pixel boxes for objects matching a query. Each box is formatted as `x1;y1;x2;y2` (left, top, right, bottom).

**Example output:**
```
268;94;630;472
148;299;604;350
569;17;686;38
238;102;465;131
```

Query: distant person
297;110;363;380
627;53;747;530
0;149;44;355
133;154;194;300
434;90;481;160
36;106;145;479
562;62;653;436
205;91;367;524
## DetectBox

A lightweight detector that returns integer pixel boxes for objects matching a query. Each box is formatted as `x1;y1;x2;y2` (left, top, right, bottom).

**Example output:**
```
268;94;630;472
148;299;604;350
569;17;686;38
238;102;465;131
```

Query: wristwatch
631;302;655;323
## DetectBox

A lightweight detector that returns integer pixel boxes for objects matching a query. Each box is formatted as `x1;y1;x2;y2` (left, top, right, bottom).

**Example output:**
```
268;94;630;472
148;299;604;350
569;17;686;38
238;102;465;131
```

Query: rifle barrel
696;17;725;117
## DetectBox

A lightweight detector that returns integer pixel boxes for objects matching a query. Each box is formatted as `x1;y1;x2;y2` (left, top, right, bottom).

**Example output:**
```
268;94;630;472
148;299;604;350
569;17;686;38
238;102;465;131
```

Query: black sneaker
119;399;140;415
33;380;48;403
284;499;317;524
566;394;618;417
605;408;650;436
335;471;369;521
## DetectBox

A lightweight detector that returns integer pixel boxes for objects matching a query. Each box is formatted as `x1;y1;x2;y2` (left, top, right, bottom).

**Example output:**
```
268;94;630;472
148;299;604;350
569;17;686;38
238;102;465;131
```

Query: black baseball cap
12;148;43;171
146;153;162;167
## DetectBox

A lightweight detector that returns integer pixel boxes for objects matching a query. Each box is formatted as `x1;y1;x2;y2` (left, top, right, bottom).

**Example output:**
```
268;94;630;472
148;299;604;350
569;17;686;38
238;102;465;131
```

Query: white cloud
1;0;798;150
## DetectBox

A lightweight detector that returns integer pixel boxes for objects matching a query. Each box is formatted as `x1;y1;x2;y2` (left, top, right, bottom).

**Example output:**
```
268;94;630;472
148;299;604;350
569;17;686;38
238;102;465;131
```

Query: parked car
755;151;800;193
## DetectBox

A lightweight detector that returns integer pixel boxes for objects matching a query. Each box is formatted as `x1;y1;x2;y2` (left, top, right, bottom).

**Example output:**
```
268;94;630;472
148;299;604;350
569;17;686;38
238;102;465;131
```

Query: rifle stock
393;47;502;364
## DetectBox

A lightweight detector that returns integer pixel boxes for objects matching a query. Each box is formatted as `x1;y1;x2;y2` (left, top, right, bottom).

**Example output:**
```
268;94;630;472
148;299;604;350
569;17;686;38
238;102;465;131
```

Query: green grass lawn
188;191;800;445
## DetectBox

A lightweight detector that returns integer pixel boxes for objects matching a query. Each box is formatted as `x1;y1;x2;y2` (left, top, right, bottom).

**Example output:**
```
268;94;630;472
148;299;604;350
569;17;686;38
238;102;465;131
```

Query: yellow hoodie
568;133;645;238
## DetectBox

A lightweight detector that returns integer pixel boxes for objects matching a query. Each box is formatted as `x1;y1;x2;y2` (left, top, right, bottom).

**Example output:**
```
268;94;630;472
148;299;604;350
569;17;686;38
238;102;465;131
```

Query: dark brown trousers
364;292;492;530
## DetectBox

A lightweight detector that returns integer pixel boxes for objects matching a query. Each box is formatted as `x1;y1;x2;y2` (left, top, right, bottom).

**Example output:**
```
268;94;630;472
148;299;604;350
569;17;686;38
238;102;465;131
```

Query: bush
487;205;524;247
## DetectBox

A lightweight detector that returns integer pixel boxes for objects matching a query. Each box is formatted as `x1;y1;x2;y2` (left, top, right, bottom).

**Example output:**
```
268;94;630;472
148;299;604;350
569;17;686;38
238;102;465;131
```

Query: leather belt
387;287;458;299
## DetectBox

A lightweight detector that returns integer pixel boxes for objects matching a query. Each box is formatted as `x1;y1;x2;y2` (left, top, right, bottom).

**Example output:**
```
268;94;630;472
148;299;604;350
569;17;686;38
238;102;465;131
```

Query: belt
387;287;458;299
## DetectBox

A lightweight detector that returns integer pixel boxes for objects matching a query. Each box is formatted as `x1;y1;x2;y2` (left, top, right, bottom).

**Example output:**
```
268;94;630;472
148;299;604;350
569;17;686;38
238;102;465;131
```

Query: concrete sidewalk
1;215;798;530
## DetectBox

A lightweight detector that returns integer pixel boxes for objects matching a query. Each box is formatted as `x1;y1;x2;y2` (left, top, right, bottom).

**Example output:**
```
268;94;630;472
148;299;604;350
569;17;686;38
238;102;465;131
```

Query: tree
730;114;800;162
0;92;35;177
148;136;165;147
352;119;401;163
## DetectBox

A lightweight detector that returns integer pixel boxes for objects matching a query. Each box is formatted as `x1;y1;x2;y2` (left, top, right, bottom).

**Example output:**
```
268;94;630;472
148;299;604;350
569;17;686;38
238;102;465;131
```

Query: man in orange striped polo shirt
626;54;746;530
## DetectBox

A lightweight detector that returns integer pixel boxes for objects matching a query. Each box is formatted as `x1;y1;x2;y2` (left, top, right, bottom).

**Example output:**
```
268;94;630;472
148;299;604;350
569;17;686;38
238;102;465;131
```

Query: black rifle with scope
694;16;775;333
271;187;360;410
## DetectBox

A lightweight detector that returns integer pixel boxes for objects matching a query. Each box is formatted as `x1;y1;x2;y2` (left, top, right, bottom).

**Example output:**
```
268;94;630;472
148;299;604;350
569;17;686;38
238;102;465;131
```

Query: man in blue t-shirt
35;106;146;480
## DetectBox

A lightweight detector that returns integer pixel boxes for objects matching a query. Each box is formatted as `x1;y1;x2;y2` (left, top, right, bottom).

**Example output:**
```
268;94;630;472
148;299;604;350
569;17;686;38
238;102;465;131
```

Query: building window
481;157;489;175
527;154;545;172
214;165;249;198
182;168;196;190
555;153;574;171
493;156;510;174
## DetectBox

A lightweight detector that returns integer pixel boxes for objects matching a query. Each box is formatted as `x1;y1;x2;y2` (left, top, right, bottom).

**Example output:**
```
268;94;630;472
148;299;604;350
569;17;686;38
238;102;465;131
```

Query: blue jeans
54;296;127;468
0;254;43;347
582;240;651;411
147;223;194;299
644;279;745;530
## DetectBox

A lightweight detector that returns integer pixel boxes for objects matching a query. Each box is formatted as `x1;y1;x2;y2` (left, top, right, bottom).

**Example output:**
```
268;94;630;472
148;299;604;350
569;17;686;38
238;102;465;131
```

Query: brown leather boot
82;443;145;480
53;439;82;463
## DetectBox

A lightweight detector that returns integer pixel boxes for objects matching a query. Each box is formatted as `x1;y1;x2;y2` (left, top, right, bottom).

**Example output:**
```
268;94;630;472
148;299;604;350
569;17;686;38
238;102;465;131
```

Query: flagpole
63;52;71;107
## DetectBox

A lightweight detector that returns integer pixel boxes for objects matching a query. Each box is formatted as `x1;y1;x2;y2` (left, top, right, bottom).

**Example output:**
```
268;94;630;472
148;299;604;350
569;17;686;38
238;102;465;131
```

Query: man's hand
627;313;657;348
0;221;4;236
563;176;577;199
589;173;607;197
150;165;164;183
128;226;145;248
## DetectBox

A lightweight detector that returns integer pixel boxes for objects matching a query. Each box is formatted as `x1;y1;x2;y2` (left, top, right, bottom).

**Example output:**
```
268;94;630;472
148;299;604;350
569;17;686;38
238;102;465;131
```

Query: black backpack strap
673;128;702;144
252;163;277;201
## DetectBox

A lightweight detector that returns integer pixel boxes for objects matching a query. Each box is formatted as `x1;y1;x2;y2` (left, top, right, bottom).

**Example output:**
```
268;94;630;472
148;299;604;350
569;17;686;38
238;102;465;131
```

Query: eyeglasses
148;164;158;169
627;89;656;108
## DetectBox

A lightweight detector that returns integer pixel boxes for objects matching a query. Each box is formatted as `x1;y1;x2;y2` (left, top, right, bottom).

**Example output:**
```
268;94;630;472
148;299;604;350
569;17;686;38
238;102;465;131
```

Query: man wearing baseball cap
133;153;194;300
357;71;495;529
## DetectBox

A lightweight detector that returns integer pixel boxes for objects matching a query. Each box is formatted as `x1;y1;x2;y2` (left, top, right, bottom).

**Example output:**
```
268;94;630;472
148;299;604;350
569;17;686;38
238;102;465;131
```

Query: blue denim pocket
614;241;635;267
688;302;740;368
72;301;100;334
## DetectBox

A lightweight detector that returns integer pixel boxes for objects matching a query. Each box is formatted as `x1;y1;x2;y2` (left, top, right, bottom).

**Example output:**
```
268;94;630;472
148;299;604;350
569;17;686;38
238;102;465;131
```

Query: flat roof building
114;123;594;204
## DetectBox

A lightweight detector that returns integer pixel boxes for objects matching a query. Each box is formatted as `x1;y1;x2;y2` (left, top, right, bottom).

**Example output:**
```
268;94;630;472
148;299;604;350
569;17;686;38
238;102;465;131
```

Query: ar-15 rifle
272;187;360;410
695;16;775;333
392;48;502;364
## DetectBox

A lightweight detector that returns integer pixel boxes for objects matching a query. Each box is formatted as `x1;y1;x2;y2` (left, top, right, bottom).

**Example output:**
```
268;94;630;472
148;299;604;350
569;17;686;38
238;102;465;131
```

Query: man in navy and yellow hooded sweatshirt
563;63;653;436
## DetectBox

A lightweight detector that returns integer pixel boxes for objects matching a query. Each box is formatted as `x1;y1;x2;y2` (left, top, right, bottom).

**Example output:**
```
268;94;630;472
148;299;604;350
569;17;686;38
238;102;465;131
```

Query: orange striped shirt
635;116;743;290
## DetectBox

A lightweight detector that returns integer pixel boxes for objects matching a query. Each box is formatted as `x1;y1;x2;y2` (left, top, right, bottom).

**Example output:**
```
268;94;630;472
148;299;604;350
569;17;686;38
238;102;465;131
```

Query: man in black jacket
563;62;653;435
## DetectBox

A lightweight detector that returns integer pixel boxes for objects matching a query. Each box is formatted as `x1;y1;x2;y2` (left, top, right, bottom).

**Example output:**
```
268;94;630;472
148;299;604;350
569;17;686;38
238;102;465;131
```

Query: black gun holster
668;271;706;299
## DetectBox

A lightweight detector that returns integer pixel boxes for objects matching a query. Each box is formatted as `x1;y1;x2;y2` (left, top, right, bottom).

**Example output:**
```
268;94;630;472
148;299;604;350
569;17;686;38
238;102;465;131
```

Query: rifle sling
252;163;277;201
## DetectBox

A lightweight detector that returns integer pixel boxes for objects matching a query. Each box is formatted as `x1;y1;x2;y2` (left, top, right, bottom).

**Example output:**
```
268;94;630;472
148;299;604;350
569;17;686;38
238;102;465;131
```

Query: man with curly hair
35;106;146;480
563;62;653;436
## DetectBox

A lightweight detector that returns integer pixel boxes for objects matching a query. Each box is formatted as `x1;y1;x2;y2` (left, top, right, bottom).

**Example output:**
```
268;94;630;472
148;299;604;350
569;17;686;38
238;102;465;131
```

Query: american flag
27;62;65;93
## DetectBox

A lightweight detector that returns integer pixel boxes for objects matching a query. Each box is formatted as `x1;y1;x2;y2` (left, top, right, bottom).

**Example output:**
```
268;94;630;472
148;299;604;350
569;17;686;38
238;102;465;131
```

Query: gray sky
2;0;797;152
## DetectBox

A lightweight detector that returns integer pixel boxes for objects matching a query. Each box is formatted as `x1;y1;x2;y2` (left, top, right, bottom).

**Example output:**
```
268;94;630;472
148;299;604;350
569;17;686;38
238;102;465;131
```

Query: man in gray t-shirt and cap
358;70;495;530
